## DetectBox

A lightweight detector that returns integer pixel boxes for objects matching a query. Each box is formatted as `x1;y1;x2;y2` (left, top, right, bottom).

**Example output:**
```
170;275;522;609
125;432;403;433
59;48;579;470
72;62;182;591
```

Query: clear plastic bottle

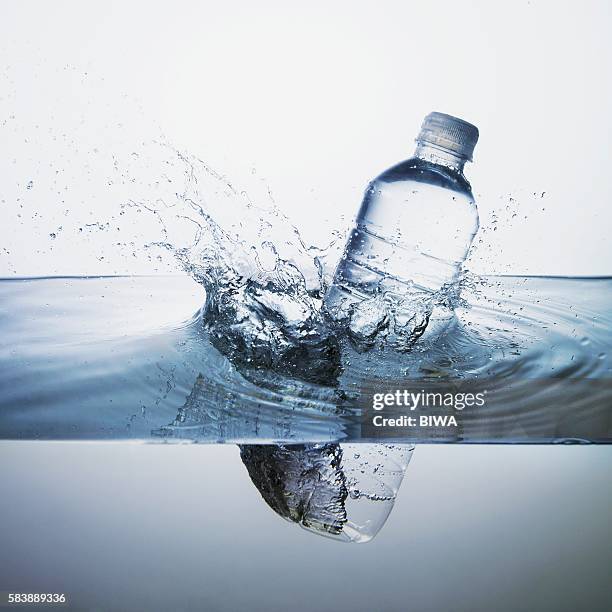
325;112;480;349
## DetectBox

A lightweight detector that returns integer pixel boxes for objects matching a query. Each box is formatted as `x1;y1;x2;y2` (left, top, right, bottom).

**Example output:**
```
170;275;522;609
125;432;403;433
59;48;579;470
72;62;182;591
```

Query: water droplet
26;180;34;189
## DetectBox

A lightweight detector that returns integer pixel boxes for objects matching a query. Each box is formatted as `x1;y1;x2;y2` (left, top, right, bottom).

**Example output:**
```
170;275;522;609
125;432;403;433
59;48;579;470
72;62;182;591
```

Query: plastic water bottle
325;112;480;349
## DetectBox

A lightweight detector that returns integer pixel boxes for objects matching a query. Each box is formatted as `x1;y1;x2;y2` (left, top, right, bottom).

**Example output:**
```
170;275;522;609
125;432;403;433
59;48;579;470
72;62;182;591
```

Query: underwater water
1;441;610;611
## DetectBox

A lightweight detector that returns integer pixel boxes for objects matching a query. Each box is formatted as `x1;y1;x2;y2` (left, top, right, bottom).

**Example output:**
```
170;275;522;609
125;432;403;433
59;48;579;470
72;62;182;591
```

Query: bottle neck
414;142;467;173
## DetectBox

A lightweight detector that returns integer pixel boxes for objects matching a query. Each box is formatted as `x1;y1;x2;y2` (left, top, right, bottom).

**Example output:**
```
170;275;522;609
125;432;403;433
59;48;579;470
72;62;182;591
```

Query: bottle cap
417;112;479;161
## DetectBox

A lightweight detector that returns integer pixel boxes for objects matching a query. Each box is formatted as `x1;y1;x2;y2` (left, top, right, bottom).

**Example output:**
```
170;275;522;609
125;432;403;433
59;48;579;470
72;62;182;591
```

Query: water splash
117;146;481;367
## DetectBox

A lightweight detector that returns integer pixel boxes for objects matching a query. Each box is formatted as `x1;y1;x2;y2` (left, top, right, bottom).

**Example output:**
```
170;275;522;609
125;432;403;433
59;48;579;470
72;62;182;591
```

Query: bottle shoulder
374;157;473;198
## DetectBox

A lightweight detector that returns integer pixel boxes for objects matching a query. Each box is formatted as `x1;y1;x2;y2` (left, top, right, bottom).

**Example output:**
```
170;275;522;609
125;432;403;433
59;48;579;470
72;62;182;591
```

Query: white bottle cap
417;112;479;161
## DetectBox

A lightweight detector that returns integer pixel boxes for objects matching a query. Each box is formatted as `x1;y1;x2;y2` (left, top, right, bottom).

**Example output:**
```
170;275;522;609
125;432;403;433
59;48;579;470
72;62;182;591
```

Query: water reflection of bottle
326;112;480;348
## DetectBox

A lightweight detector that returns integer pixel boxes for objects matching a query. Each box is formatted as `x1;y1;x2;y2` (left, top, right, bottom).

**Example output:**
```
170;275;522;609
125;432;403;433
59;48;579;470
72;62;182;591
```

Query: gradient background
1;444;611;611
1;1;611;610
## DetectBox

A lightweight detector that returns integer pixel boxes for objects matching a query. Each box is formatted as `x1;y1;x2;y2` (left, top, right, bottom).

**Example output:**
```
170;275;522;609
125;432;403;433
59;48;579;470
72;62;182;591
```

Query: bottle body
325;150;479;348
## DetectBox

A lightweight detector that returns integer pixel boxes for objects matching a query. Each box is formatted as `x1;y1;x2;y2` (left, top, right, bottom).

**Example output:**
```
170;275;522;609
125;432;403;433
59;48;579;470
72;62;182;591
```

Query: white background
1;0;611;276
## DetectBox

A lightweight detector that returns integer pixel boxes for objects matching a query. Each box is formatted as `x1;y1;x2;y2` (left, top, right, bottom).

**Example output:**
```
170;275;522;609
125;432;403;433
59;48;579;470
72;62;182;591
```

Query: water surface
0;275;610;443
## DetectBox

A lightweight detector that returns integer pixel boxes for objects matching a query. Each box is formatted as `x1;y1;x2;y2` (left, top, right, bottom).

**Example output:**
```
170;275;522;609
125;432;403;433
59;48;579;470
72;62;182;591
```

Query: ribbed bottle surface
325;113;479;346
